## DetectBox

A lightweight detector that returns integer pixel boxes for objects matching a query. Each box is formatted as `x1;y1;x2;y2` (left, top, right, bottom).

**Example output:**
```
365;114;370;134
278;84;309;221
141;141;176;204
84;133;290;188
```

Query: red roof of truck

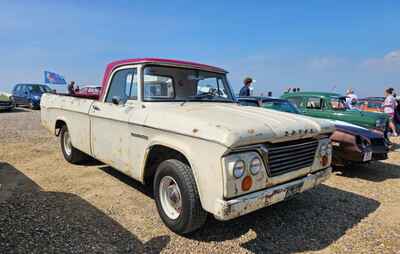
107;58;227;73
100;58;227;100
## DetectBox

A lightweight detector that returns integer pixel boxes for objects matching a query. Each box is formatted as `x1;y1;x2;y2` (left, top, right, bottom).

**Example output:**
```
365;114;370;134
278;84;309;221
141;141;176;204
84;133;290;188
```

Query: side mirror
112;96;121;105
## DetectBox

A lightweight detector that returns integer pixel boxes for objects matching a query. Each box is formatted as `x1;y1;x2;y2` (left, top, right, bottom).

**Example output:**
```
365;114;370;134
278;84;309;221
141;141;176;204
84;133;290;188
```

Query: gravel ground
1;108;400;254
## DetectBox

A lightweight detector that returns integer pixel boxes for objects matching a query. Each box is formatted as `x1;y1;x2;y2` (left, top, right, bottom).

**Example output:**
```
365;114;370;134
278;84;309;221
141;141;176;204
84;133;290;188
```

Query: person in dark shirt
67;81;76;95
239;77;253;96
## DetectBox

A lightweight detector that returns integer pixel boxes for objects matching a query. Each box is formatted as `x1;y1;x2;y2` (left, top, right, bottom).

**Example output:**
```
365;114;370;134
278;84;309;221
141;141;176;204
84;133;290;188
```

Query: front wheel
60;125;88;164
154;159;207;235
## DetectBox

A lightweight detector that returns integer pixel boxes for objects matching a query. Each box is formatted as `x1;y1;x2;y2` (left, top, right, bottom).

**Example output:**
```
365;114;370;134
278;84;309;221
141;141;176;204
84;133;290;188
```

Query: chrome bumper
214;167;332;220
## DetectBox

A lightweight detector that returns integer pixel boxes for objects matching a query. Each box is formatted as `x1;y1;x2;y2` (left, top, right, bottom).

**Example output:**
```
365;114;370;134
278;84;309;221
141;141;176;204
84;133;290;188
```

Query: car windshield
26;84;52;93
143;65;235;102
262;100;301;114
330;97;347;110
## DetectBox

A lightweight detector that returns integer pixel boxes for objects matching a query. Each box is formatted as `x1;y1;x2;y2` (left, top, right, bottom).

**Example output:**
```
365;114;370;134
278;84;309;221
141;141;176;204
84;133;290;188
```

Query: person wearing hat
345;88;358;110
239;77;253;97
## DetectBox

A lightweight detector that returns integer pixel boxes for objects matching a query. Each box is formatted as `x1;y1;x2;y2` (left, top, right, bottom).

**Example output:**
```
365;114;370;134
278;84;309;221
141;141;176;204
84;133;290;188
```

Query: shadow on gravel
191;185;380;254
99;165;153;197
97;165;380;254
339;161;400;182
0;162;170;253
0;108;28;114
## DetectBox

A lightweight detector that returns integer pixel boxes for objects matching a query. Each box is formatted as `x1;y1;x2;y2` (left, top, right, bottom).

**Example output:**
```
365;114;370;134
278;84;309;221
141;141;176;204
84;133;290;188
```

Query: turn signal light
321;155;329;167
241;175;253;191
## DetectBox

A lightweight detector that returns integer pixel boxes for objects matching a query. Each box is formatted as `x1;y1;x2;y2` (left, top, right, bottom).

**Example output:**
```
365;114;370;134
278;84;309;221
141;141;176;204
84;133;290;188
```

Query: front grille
267;138;319;177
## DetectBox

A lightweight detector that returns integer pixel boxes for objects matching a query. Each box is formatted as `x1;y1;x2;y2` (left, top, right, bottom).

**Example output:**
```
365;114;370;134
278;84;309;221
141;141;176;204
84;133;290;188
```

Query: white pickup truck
41;58;334;234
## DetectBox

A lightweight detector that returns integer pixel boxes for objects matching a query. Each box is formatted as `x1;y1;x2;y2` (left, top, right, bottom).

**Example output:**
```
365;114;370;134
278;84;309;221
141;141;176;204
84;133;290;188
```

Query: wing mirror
112;96;122;105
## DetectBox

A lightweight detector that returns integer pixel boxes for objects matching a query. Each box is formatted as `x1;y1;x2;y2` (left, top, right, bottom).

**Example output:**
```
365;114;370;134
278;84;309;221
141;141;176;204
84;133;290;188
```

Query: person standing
345;88;358;110
67;81;76;95
383;88;398;136
239;77;253;97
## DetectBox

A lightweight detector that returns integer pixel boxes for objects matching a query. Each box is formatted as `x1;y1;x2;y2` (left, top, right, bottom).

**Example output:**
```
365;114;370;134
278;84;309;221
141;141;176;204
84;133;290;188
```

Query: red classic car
74;86;101;99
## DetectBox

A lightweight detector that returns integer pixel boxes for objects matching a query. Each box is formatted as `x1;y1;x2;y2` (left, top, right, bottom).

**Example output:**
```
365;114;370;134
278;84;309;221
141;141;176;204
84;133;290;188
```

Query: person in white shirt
383;88;398;136
345;88;358;110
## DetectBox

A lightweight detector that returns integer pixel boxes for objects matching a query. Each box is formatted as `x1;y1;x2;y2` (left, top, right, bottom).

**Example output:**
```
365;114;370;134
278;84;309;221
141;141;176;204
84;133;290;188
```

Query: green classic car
281;92;388;132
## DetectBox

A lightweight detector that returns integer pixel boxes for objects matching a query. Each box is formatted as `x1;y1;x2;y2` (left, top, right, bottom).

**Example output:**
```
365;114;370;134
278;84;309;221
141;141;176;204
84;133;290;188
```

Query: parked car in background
11;83;52;109
74;85;101;99
0;92;15;111
281;92;388;134
41;58;335;234
358;98;384;113
238;97;389;167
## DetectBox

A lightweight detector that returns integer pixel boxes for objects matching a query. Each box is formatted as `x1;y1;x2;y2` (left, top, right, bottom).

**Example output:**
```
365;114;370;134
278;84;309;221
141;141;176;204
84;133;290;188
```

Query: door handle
93;105;100;111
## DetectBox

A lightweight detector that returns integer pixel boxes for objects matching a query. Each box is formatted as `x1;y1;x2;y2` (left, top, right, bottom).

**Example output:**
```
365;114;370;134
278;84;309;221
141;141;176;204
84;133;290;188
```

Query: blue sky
0;0;399;96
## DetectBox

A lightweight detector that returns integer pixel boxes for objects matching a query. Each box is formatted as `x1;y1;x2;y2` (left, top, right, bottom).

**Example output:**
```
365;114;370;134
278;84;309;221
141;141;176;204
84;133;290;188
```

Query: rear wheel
154;159;207;235
60;125;88;164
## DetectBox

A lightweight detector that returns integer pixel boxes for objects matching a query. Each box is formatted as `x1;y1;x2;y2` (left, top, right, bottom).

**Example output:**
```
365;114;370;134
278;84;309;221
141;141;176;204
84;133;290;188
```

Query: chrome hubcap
63;131;72;156
159;176;182;220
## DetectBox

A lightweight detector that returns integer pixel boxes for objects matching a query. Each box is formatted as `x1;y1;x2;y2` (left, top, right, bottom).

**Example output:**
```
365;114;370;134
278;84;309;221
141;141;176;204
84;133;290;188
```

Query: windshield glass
143;65;235;102
262;100;301;114
330;97;347;110
26;84;52;93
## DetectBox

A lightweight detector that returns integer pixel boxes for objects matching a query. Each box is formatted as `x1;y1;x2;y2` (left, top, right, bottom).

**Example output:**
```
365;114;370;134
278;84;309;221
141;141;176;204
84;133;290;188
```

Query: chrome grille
267;138;319;176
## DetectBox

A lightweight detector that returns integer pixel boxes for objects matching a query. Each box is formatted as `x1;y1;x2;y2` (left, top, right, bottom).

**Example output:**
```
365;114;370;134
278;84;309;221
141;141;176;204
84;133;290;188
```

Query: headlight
319;144;328;156
232;160;245;178
356;136;370;149
33;95;40;100
249;157;262;175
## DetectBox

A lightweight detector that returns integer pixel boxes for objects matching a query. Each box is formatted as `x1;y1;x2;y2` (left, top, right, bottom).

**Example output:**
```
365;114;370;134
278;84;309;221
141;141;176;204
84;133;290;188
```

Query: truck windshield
143;65;235;102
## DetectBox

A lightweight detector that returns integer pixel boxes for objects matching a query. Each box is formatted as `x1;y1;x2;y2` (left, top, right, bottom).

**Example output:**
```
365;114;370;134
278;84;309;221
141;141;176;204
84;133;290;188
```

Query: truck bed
41;93;96;155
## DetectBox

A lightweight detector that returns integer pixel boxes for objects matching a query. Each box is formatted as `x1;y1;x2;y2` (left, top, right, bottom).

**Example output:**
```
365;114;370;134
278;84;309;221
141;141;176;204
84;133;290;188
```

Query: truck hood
143;102;334;148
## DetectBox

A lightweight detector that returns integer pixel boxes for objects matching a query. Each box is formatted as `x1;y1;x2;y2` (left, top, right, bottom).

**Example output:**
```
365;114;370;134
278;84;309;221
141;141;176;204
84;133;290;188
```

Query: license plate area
363;151;372;161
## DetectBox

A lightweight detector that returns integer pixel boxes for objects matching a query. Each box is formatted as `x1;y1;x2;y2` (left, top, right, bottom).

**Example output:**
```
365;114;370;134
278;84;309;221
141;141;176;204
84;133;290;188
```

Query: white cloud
362;49;400;71
307;56;348;71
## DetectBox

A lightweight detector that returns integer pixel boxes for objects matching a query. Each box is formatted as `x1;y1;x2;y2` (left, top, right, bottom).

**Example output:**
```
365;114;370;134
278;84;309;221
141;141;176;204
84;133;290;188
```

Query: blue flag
44;71;66;85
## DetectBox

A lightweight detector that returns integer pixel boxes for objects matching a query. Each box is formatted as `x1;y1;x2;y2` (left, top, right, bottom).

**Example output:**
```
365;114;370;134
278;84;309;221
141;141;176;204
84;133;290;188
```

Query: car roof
282;91;342;98
106;58;227;74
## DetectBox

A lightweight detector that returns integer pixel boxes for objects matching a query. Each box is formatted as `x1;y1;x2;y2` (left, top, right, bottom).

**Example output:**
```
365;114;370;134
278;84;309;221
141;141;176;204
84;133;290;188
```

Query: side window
106;68;137;103
13;85;20;93
306;97;322;109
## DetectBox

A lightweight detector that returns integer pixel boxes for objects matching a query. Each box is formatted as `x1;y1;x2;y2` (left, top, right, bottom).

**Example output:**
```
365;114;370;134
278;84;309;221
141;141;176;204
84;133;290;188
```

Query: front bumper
214;167;331;220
